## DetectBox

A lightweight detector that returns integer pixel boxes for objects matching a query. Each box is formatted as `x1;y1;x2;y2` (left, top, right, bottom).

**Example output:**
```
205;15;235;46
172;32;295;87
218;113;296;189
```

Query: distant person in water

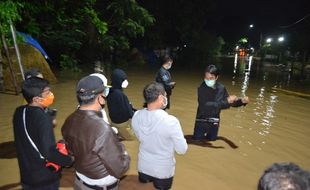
107;69;136;140
155;55;176;109
192;65;249;141
258;162;310;190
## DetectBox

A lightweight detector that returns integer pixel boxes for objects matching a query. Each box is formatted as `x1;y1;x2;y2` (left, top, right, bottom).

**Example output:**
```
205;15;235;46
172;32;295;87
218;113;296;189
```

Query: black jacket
13;105;72;187
196;82;245;119
107;69;134;124
155;67;173;96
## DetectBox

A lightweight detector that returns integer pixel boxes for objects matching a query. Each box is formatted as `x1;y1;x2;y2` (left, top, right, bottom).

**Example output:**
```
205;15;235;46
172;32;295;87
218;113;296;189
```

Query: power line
279;13;310;28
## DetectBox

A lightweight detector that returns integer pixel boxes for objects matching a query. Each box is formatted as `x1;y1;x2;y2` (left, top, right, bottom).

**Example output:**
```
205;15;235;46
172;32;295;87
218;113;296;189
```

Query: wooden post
0;52;3;91
10;21;25;80
1;33;19;95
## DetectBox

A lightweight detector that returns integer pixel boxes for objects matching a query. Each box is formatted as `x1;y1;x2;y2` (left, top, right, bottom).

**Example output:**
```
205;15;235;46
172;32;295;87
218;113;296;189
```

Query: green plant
59;54;81;72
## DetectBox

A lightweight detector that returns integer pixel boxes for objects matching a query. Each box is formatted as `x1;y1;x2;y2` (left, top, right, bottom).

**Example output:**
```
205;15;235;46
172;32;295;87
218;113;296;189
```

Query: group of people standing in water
13;55;252;190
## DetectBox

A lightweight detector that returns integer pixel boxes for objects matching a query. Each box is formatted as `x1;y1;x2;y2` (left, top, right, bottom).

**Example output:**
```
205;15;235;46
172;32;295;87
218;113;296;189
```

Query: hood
134;109;166;135
111;69;127;89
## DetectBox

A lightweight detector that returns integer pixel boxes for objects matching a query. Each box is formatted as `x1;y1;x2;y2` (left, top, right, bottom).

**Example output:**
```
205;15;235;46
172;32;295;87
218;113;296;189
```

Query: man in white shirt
132;82;188;190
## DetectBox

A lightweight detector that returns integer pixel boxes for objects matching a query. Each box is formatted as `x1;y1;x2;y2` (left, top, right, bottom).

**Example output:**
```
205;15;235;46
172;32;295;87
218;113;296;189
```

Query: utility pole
10;20;25;80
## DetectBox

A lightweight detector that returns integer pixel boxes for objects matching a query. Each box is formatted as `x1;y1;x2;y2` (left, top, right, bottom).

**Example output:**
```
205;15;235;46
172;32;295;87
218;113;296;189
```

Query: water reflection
230;55;281;154
232;55;252;96
253;87;278;138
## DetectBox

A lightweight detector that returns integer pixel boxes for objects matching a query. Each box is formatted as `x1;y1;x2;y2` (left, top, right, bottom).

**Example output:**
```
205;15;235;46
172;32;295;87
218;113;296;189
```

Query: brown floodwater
0;62;310;190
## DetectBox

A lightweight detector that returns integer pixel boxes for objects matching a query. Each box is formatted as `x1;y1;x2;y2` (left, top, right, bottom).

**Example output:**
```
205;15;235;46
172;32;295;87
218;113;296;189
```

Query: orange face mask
39;92;55;108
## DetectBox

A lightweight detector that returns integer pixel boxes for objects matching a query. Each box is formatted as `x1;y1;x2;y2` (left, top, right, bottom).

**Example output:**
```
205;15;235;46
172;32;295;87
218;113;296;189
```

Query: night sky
139;0;310;47
216;0;310;42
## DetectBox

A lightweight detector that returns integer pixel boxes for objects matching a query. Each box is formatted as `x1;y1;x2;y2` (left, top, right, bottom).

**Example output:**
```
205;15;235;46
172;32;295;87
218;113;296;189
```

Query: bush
59;54;81;72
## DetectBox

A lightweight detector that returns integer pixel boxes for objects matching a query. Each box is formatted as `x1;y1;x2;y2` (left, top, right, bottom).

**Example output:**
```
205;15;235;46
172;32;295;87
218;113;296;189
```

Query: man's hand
241;96;249;104
227;95;238;104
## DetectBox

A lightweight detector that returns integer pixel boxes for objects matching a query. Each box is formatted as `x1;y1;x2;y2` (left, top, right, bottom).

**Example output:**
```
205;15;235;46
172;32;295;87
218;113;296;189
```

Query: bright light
266;38;273;43
183;44;187;48
234;53;238;65
235;45;239;50
249;24;254;28
250;47;254;51
278;36;284;42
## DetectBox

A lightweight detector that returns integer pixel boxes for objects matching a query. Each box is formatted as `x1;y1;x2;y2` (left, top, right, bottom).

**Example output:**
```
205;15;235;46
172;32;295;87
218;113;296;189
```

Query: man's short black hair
205;65;220;76
143;82;166;104
258;163;310;190
161;55;173;65
22;77;49;103
24;68;42;79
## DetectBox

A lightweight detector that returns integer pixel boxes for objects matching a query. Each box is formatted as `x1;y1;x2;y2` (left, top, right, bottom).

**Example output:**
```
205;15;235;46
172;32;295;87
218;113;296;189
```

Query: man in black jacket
155;55;176;109
13;77;73;190
107;69;136;140
192;65;249;141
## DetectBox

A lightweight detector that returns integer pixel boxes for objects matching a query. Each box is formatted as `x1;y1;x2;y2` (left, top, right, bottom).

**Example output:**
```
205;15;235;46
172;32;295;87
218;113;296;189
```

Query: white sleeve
101;109;110;124
131;112;140;139
170;117;188;155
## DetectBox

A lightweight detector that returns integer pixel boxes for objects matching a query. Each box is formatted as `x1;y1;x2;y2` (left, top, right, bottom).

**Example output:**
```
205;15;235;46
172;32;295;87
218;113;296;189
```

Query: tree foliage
0;0;23;45
137;0;224;67
2;0;154;70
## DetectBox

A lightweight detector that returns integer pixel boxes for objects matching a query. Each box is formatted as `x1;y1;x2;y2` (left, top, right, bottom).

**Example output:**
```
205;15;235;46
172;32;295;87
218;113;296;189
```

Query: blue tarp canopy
17;32;51;63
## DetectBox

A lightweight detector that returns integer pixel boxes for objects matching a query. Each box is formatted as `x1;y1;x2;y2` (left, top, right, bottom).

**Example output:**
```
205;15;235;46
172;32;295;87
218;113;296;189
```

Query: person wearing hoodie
107;69;136;140
132;82;188;190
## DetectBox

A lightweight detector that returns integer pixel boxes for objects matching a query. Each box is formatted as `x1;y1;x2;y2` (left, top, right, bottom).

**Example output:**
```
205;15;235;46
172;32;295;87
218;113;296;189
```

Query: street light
249;24;254;28
266;38;273;43
278;36;284;42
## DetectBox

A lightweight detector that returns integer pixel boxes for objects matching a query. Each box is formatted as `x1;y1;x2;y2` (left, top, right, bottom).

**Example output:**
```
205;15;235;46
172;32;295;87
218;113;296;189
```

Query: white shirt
76;171;117;186
132;109;188;178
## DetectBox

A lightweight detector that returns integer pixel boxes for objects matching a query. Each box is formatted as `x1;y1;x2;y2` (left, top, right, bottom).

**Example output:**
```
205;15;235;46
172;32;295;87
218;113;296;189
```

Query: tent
17;32;52;63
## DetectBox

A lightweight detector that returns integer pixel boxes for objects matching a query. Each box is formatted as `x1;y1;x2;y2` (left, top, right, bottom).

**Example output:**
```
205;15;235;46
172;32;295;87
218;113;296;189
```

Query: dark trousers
138;172;173;190
193;121;219;141
22;180;59;190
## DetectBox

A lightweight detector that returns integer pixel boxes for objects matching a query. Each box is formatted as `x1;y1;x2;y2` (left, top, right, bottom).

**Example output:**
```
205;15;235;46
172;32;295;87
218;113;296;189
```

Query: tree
13;0;154;70
137;0;224;67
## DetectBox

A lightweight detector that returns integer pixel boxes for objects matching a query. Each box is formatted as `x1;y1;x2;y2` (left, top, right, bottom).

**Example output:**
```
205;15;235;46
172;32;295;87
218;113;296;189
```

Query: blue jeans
22;180;59;190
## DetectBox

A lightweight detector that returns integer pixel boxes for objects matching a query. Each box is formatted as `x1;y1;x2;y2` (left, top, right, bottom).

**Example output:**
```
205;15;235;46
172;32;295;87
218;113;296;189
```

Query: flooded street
1;62;310;190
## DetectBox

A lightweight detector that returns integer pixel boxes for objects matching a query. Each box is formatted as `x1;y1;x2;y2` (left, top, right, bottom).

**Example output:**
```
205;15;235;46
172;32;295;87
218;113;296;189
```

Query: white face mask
166;63;172;70
204;79;216;88
121;80;129;88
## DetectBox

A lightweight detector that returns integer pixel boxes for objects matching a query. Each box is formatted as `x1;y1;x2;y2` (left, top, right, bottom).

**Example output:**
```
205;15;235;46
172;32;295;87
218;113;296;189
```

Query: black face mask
98;95;106;109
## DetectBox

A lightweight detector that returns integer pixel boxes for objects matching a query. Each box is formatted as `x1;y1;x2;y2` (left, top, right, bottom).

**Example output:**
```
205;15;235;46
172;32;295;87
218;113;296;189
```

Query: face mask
39;92;54;108
162;96;168;109
121;80;129;88
103;88;110;97
166;63;172;70
205;79;216;88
